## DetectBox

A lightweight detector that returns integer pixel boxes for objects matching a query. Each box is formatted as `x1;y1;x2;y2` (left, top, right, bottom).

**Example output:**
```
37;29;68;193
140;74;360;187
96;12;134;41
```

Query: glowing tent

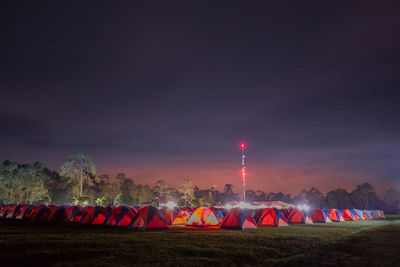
105;206;136;226
162;207;182;225
353;209;365;220
211;207;225;223
172;210;190;225
363;210;372;219
253;208;266;223
328;209;345;222
129;206;168;229
186;207;219;227
370;210;379;219
377;210;385;219
342;209;357;221
311;209;332;223
220;208;257;230
256;208;288;227
287;209;313;224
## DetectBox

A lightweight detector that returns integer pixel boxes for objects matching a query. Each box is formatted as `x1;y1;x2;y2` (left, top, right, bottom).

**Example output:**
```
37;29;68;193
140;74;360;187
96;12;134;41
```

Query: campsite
0;213;399;266
0;204;399;265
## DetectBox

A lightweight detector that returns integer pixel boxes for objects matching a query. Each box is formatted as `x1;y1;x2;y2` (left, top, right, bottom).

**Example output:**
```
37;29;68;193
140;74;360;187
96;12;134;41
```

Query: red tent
106;206;136;227
342;209;356;221
328;209;344;222
287;209;313;224
220;208;257;230
311;209;332;223
80;206;109;224
5;204;21;218
0;204;10;217
129;206;168;229
186;207;219;227
47;206;68;223
14;205;34;219
161;207;182;225
257;208;288;227
33;205;51;221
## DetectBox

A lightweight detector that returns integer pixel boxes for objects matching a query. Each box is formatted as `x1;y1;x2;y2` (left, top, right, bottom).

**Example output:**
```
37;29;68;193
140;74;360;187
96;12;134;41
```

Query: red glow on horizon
240;143;246;149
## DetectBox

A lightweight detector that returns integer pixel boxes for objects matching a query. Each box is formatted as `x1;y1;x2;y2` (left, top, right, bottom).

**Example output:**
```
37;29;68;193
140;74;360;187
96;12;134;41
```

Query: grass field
0;215;399;266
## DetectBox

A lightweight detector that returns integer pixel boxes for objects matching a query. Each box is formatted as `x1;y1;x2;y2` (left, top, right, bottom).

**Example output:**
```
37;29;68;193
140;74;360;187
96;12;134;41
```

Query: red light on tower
240;143;246;149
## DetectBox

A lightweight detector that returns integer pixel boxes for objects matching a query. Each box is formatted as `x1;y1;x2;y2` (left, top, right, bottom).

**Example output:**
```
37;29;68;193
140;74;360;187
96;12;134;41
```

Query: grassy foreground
0;215;399;266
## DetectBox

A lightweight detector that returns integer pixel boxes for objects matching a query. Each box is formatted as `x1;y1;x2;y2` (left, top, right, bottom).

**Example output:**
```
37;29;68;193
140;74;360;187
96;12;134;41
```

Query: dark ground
0;215;399;266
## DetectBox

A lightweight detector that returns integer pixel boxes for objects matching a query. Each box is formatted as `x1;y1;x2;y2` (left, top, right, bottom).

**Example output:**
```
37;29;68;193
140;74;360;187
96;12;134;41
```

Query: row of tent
0;204;385;230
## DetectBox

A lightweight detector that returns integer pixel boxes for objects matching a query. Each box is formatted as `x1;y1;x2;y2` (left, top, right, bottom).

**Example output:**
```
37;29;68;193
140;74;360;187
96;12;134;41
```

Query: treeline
0;153;399;213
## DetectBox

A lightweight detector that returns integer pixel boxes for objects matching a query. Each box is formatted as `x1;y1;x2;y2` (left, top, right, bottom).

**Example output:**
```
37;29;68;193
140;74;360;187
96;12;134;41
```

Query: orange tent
172;209;190;225
328;209;345;222
186;207;219;226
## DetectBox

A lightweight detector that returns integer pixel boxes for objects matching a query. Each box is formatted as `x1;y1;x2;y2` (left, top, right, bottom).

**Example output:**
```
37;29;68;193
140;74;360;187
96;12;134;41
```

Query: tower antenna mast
240;143;247;202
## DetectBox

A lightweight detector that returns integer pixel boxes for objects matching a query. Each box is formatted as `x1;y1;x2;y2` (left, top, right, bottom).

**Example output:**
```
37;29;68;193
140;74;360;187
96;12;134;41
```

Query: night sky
1;1;400;194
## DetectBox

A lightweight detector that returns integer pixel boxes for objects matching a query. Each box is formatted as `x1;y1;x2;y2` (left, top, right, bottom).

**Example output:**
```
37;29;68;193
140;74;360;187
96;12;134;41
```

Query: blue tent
371;210;379;219
354;209;364;220
363;210;372;219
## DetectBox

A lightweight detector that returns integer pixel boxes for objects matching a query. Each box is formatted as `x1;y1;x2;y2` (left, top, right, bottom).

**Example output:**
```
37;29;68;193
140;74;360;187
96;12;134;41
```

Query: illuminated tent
14;205;35;219
210;207;225;223
105;206;136;227
377;210;385;219
256;208;288;227
370;210;379;219
220;208;257;230
353;209;365;220
361;210;369;219
363;210;372;219
6;204;22;218
0;204;10;217
311;209;332;223
80;206;109;224
253;208;266;223
47;206;68;223
342;209;357;221
33;205;51;221
287;209;313;224
328;209;345;222
281;208;292;219
172;209;190;225
161;207;181;225
129;206;168;229
186;207;219;227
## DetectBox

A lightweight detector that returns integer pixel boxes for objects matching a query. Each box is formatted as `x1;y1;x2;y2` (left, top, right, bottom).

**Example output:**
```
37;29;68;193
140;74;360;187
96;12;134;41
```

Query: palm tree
60;152;97;197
